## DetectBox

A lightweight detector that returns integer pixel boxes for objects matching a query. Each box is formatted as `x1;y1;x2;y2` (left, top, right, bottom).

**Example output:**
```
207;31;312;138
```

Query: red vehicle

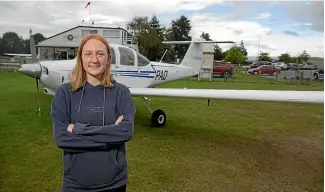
213;61;233;77
248;65;280;75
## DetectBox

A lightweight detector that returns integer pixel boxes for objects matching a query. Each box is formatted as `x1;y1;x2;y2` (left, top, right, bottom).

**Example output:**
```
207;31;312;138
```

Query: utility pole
256;35;261;61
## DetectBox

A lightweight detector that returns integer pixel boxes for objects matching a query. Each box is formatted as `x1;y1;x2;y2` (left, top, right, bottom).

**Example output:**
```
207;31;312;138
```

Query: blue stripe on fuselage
111;64;159;78
113;74;154;78
111;64;156;78
111;71;155;78
112;70;156;73
111;71;154;77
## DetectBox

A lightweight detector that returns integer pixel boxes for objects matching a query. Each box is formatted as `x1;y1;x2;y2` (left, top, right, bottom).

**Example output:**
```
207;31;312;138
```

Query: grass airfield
0;71;323;192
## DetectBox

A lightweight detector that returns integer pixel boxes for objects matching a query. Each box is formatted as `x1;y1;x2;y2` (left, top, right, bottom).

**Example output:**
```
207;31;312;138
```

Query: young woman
50;34;136;192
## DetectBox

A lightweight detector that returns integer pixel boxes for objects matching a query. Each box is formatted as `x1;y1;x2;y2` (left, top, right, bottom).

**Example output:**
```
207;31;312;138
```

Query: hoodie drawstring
77;86;85;114
103;88;106;126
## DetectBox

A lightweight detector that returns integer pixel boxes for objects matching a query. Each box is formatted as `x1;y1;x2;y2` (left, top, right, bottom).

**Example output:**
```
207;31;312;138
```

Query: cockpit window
109;46;116;64
118;47;135;66
137;52;150;66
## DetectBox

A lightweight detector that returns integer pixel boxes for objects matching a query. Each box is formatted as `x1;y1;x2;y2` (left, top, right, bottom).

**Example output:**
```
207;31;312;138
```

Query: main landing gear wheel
141;97;167;128
151;109;166;127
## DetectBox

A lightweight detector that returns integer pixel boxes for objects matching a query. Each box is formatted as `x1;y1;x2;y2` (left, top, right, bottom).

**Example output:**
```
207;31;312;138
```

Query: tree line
126;14;313;65
0;14;312;65
258;50;311;65
126;15;249;64
0;32;46;54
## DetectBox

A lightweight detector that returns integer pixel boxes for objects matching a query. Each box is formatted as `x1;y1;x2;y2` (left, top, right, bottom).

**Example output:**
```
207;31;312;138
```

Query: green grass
0;72;323;192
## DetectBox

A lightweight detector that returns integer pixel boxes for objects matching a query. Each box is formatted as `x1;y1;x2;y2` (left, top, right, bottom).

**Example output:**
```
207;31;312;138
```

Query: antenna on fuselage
159;49;168;63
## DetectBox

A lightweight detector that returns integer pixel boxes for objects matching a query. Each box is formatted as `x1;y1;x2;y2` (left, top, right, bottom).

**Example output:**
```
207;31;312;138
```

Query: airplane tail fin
162;40;235;74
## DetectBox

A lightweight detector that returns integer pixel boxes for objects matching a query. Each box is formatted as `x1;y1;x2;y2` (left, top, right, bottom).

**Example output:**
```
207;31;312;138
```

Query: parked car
212;61;233;77
273;62;287;70
249;61;272;69
287;63;317;70
286;63;296;70
301;64;318;70
313;68;324;80
248;65;281;75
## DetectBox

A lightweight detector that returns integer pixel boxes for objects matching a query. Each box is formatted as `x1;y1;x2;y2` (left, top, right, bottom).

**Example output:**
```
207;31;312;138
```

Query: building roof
40;25;132;43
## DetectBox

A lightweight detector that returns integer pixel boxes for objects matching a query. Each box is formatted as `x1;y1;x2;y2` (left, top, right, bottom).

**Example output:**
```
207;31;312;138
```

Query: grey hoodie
50;77;136;191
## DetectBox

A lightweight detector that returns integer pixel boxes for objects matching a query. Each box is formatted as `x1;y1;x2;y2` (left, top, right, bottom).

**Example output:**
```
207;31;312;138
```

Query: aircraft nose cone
19;63;41;78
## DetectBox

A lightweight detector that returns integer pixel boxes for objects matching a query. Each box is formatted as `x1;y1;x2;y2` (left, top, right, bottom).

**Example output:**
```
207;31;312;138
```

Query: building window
81;29;98;37
103;30;120;37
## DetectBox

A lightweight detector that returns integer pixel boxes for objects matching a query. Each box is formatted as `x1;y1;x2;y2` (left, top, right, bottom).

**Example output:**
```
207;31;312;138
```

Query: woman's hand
115;115;124;125
67;124;74;132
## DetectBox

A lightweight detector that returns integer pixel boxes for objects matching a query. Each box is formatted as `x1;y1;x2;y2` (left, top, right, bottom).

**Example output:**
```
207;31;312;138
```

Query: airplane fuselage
38;59;197;95
20;42;202;95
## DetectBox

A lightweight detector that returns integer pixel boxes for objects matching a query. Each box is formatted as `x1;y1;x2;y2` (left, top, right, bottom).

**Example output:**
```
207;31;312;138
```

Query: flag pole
88;2;91;26
88;5;90;26
85;1;91;26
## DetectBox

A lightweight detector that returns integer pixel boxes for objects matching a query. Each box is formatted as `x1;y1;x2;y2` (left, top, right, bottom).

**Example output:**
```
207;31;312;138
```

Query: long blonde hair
70;34;113;91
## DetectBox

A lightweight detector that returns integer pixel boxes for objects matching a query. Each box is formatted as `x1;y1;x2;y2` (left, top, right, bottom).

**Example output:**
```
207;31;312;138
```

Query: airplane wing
162;40;235;44
129;88;324;104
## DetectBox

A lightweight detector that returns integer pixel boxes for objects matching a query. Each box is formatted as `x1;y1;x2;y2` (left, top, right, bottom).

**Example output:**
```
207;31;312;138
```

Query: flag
85;1;90;8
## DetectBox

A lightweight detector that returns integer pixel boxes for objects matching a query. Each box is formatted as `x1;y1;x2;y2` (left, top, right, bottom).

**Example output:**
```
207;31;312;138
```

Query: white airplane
19;30;324;127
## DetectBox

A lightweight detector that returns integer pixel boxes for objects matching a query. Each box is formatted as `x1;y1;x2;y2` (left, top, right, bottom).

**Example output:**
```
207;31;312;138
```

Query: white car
273;62;287;70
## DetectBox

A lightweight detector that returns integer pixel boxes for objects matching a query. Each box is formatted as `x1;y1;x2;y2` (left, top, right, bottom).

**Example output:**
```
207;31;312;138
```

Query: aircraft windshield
137;52;150;66
119;47;135;66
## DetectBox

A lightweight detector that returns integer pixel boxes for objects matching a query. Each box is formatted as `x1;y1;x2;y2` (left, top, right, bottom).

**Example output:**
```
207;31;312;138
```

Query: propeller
35;77;41;116
29;28;41;117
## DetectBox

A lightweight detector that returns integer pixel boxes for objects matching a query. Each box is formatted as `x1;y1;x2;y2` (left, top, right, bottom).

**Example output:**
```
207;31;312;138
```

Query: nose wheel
142;97;166;127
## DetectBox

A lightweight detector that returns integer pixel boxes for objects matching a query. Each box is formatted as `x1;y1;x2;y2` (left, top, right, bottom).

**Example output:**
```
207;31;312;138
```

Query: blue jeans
103;185;126;192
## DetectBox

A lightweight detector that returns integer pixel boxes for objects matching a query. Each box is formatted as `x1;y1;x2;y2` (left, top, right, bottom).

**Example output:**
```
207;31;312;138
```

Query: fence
236;66;322;83
197;65;323;86
0;63;21;72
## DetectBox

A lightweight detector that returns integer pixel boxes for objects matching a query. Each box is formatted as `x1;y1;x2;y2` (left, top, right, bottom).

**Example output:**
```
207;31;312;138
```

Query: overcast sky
0;0;323;57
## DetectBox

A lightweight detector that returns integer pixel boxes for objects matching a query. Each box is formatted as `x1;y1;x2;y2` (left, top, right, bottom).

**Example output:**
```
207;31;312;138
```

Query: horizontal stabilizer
162;40;235;44
129;88;324;104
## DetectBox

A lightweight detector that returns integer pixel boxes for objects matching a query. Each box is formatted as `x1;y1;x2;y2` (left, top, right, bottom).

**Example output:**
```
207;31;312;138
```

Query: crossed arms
51;87;136;152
